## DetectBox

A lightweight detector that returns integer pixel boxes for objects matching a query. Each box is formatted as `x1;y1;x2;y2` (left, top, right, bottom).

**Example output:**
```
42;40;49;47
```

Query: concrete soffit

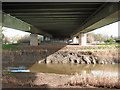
72;2;120;37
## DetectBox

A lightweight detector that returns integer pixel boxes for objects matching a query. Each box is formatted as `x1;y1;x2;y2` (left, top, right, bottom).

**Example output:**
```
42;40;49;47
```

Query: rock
111;62;115;64
53;60;59;64
73;59;78;63
99;61;104;64
62;57;69;64
77;54;81;57
77;58;82;64
69;53;72;55
68;58;72;63
37;51;116;64
94;56;100;64
46;55;56;64
104;61;108;64
38;59;45;63
82;55;91;64
45;59;51;64
69;58;74;63
62;54;68;57
80;60;86;64
81;56;87;64
89;56;96;64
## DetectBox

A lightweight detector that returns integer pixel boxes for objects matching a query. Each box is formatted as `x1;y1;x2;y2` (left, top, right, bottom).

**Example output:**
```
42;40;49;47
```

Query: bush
107;38;114;43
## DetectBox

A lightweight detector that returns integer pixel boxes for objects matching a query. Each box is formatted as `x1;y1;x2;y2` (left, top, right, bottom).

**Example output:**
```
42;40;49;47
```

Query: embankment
2;44;119;67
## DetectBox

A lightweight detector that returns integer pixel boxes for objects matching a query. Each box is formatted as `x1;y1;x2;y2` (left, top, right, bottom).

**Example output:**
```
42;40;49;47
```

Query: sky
90;21;119;37
2;21;119;38
2;27;30;38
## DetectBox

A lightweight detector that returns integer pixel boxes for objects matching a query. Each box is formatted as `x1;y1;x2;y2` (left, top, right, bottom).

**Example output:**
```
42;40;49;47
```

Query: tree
0;28;5;44
87;33;109;43
2;36;10;44
17;35;30;44
87;33;94;43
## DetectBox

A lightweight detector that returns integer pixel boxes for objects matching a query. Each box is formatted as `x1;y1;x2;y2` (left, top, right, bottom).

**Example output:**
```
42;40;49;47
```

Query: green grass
87;47;96;50
2;43;21;51
3;72;12;75
41;41;52;43
97;43;119;46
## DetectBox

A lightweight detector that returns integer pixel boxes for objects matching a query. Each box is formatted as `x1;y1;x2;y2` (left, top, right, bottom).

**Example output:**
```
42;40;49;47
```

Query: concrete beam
2;8;97;12
2;12;52;37
72;2;120;37
30;34;38;46
2;12;31;31
30;26;52;38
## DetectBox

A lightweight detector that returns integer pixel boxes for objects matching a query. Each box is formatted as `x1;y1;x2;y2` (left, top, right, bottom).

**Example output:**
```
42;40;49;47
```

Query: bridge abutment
30;34;38;46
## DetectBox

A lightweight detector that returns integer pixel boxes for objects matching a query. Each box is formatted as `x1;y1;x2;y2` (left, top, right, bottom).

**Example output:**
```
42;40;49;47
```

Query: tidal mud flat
2;72;120;88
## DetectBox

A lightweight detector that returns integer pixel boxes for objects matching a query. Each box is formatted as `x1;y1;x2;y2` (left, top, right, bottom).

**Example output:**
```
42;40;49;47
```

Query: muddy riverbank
2;44;120;88
2;72;119;88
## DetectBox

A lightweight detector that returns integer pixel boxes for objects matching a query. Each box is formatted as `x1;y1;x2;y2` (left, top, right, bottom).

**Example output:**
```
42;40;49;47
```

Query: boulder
82;55;91;64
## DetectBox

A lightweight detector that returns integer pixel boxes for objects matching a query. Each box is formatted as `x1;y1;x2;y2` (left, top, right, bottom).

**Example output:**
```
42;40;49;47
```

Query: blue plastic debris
7;66;26;70
10;70;30;72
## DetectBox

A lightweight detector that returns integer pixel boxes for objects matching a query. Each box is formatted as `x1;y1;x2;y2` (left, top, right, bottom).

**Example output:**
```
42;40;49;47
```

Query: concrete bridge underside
2;2;120;45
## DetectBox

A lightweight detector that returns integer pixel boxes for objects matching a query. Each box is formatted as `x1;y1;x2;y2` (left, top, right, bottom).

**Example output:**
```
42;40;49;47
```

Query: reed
66;72;120;88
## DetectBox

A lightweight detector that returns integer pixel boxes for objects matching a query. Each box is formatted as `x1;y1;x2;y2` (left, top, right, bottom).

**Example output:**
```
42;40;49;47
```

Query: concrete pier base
79;33;87;46
30;34;38;46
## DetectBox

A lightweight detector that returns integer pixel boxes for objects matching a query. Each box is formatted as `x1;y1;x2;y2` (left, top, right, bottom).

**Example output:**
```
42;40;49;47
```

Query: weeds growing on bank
66;72;119;88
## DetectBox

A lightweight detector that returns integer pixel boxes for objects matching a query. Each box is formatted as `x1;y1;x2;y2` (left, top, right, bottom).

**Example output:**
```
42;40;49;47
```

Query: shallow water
29;63;118;75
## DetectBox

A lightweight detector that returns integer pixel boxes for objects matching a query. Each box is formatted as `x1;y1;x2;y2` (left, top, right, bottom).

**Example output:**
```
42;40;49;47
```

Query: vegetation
87;33;119;45
2;44;20;51
66;73;119;88
0;28;4;37
106;38;114;43
17;35;30;44
87;33;109;43
97;43;118;46
67;74;120;88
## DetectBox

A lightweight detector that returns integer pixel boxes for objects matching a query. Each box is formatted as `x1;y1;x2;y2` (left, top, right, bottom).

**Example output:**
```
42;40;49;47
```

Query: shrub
107;38;114;43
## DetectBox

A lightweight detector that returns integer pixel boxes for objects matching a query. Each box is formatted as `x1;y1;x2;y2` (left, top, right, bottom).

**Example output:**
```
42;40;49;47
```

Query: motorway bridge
1;2;120;46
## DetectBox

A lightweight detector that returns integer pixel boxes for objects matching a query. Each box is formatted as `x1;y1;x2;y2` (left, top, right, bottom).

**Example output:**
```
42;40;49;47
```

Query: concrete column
73;37;79;44
30;34;38;46
79;33;87;46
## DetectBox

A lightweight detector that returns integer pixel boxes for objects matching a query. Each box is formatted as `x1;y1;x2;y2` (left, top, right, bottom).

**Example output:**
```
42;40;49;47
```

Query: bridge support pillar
73;37;79;44
79;33;87;46
30;34;38;46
